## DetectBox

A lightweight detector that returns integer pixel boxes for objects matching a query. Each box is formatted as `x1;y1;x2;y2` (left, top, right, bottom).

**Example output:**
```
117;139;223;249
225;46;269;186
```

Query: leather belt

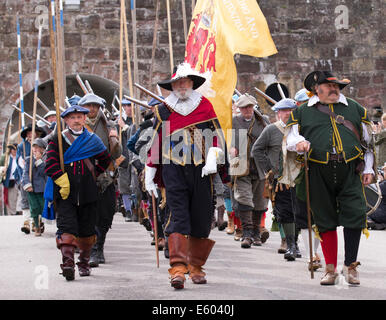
329;153;344;162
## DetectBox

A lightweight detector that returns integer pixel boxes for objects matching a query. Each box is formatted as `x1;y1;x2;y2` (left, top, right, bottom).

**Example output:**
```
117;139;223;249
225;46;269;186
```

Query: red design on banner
185;12;217;74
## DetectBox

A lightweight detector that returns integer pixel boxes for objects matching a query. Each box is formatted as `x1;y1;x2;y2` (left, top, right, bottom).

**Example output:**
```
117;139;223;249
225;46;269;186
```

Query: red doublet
147;97;220;187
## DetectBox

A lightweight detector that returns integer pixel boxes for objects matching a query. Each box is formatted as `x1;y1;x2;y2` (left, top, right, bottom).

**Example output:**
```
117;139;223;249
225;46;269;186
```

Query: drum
365;182;382;215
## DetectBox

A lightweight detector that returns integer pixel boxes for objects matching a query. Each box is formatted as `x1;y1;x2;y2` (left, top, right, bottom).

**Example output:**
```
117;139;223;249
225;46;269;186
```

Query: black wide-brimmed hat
157;62;206;91
21;124;47;140
304;70;351;92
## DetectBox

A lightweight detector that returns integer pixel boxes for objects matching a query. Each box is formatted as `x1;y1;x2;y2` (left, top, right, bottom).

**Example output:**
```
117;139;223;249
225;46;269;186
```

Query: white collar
307;93;348;106
165;90;202;116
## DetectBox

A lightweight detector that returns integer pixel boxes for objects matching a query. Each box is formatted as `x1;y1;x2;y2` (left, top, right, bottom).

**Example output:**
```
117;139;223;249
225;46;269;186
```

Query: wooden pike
12;105;50;125
149;0;160;91
49;0;64;171
29;23;43;181
166;0;174;74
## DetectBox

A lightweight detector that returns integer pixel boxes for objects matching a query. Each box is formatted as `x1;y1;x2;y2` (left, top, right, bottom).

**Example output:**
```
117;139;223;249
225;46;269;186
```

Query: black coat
45;132;111;205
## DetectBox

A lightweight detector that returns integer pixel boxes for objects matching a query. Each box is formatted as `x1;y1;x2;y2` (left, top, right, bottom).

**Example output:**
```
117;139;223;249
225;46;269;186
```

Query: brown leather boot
320;264;339;285
226;213;235;234
56;233;78;281
188;237;215;284
168;233;189;289
77;235;97;277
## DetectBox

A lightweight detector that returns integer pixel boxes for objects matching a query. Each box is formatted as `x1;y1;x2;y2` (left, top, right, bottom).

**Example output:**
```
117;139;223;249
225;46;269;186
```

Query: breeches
233;175;268;211
56;198;97;237
96;183;116;230
308;160;366;233
163;163;214;238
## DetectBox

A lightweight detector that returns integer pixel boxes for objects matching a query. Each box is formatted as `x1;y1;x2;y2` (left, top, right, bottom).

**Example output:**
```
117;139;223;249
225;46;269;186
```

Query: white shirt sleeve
362;123;375;175
286;124;306;153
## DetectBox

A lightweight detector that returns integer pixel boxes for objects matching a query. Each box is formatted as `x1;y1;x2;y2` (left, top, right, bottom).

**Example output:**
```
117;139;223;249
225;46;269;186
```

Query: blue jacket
22;155;47;193
2;156;20;187
16;140;31;179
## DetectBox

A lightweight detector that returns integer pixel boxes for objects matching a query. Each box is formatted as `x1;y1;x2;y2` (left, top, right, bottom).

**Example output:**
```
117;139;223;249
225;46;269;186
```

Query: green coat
287;98;370;164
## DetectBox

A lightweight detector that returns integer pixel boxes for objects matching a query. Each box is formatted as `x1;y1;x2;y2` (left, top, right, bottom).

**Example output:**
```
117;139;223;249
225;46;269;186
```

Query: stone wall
0;0;384;210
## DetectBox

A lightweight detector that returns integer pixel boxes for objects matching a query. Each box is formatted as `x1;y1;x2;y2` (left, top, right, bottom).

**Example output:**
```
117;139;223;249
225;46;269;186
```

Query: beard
174;88;193;101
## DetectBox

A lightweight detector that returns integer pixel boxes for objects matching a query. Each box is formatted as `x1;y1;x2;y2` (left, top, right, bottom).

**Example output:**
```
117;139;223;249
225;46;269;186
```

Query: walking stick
304;151;314;279
151;191;159;268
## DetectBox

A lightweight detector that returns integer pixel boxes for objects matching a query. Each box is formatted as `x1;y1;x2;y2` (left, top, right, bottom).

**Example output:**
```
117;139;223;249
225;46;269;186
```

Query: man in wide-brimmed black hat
145;62;229;289
284;70;376;286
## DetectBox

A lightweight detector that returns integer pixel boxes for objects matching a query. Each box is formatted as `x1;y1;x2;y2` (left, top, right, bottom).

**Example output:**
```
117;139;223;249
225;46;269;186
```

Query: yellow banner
185;0;277;142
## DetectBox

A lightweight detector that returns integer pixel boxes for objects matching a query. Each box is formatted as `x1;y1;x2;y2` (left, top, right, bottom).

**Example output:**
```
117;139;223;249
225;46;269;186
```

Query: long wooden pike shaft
12;105;50;125
304;152;314;279
49;0;64;171
254;87;277;105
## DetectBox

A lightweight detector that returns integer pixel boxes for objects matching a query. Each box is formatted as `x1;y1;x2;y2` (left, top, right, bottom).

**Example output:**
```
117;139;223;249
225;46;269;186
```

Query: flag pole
181;0;187;45
166;0;174;75
29;23;43;182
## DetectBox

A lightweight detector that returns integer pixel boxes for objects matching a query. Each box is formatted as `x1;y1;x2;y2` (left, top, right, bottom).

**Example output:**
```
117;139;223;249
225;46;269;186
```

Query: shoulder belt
62;130;96;181
315;103;361;142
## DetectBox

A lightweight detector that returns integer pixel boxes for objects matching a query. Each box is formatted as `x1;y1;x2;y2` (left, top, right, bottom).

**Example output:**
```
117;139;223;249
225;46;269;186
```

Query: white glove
145;165;158;198
201;147;224;177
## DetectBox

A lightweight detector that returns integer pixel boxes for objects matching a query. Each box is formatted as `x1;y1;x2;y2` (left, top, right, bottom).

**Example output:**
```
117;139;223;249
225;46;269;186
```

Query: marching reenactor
17;124;46;234
145;62;229;289
45;105;111;280
78;93;122;267
252;98;300;260
230;93;268;248
284;70;376;285
117;98;136;222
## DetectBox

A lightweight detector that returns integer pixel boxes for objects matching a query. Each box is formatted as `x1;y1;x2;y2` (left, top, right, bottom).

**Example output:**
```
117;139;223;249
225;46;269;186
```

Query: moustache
329;91;338;96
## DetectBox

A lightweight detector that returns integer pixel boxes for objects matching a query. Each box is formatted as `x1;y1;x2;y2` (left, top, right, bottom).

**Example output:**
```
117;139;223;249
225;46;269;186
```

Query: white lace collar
165;90;203;116
307;93;348;106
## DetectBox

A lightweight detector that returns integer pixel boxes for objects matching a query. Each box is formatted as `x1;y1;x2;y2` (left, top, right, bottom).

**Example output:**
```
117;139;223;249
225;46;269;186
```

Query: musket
304;151;314;279
123;95;152;110
76;73;89;94
12;105;50;125
152;191;160;268
277;83;286;100
85;80;93;93
254;87;278;105
134;83;173;112
37;97;50;113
